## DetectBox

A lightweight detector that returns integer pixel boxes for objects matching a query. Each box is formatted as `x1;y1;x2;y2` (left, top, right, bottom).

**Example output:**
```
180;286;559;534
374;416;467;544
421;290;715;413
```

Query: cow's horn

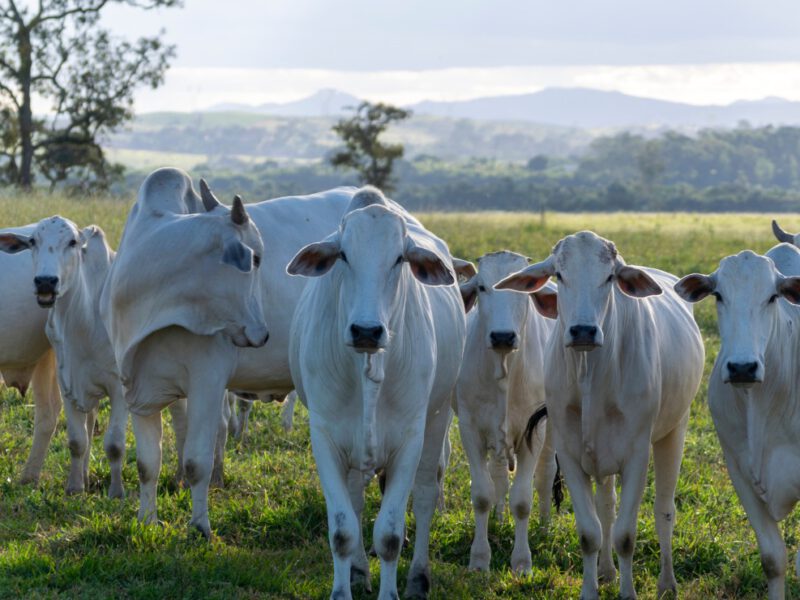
199;178;221;212
772;219;795;244
231;195;249;225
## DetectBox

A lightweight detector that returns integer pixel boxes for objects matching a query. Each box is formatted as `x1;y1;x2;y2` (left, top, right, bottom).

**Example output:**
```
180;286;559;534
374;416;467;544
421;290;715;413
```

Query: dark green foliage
0;0;178;191
329;101;411;192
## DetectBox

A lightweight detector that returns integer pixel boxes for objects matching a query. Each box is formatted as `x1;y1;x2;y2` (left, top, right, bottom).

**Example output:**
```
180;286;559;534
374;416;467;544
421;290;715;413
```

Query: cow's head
288;202;453;353
460;251;556;353
675;250;800;387
0;216;105;308
495;231;661;351
192;181;268;348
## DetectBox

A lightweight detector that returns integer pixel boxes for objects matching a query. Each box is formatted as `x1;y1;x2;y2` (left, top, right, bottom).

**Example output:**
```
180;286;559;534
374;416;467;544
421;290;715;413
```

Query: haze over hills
208;87;800;129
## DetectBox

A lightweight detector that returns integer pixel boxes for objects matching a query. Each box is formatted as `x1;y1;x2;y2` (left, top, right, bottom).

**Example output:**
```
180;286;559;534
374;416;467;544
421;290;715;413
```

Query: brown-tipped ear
615;265;662;298
531;287;558;319
452;257;477;282
674;273;714;303
494;258;553;293
231;195;249;225
772;219;796;244
0;233;32;254
405;243;454;286
287;240;341;277
200;178;222;212
778;276;800;304
460;278;478;313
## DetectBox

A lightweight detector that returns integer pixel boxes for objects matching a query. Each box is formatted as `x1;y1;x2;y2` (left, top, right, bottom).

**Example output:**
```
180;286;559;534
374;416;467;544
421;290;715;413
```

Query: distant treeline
121;125;800;212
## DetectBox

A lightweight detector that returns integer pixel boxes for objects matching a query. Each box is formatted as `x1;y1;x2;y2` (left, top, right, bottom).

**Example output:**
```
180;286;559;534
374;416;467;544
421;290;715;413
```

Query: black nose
490;331;517;349
727;361;759;383
33;275;58;292
350;324;384;349
569;325;598;342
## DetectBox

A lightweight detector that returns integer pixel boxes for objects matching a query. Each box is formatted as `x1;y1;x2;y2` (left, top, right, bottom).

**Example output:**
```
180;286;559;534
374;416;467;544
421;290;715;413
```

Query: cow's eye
712;291;723;303
478;285;486;293
606;274;613;283
68;239;77;247
340;251;348;264
555;272;562;282
394;255;403;266
769;294;778;304
29;238;36;247
253;254;261;268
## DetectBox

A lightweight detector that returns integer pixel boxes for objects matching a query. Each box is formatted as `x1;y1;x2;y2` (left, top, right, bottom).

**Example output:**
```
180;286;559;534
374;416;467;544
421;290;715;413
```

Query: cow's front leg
459;420;493;571
615;447;650;600
310;425;358;600
508;443;536;575
167;398;188;486
407;407;450;598
184;382;226;539
105;385;129;499
346;468;372;593
132;410;163;524
594;474;616;584
62;397;92;494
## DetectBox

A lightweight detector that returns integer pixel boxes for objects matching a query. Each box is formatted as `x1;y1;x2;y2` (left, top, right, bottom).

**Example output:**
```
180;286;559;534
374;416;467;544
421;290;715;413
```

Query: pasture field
1;195;800;599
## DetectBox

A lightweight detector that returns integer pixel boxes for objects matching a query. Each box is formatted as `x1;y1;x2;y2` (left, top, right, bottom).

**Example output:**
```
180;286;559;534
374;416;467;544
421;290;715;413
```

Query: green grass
1;198;800;598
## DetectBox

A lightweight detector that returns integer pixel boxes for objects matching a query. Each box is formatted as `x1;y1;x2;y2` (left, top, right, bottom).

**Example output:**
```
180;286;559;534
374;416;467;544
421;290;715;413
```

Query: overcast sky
99;0;800;111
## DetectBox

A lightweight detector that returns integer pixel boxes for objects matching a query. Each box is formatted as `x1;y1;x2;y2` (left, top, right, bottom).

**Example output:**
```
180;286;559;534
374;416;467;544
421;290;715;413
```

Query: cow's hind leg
132;410;163;524
105;386;128;498
20;351;62;484
168;398;187;486
533;422;557;529
652;416;689;598
210;391;230;489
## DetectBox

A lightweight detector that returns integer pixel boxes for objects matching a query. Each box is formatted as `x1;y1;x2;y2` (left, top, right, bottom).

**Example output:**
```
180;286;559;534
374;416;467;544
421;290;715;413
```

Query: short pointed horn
231;194;249;225
199;178;222;212
772;219;795;244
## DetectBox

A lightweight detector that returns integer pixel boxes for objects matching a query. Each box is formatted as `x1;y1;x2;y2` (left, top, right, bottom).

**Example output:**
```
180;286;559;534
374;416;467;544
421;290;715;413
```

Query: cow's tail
525;406;565;511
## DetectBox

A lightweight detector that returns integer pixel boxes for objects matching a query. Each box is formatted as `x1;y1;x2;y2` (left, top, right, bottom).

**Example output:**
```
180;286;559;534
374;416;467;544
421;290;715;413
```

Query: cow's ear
0;233;32;254
79;225;100;249
616;265;662;298
531;286;558;319
222;239;253;273
495;257;553;293
778;276;800;304
287;240;341;277
405;241;454;286
460;278;478;313
452;257;477;282
674;273;714;303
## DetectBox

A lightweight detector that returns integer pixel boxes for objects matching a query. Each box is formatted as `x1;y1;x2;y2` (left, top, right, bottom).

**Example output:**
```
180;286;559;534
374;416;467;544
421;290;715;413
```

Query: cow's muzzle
349;323;385;353
490;330;518;351
726;361;761;387
33;275;59;308
567;324;600;351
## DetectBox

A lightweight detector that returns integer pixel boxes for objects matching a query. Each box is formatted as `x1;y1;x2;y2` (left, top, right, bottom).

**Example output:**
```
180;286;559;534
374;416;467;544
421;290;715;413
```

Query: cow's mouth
567;341;600;352
36;292;57;307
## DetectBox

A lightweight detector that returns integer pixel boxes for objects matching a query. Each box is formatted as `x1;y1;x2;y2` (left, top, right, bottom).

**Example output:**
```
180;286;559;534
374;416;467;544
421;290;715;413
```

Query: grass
2;197;800;598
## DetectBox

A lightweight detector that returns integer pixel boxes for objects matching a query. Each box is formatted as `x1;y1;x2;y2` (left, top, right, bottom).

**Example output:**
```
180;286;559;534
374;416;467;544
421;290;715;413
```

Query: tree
0;0;179;190
329;101;411;193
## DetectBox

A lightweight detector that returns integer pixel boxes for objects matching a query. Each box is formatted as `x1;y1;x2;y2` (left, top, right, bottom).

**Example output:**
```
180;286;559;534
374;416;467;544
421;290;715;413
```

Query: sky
97;0;800;112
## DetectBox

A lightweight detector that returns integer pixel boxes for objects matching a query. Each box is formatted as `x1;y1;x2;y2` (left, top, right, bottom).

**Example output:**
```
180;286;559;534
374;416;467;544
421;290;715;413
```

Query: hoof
108;483;125;499
405;565;431;599
511;556;532;576
598;563;616;584
657;581;677;599
19;473;39;486
190;521;212;540
350;565;372;593
65;485;85;496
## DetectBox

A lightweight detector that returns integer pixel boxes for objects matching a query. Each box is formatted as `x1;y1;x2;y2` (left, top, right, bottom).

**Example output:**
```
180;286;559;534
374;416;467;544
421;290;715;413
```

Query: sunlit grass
0;194;799;598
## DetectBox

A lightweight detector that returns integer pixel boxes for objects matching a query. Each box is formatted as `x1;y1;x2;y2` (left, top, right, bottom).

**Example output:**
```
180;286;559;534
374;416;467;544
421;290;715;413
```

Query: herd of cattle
1;166;800;599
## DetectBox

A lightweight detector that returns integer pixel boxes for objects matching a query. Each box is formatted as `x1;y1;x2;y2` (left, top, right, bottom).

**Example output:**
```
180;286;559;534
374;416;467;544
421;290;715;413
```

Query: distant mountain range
208;87;800;129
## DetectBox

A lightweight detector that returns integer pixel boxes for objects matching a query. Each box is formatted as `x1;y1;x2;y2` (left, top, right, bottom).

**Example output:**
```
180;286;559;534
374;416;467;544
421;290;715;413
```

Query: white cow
101;168;269;537
497;231;704;600
0;224;61;484
287;187;466;600
456;251;558;574
0;217;128;497
675;247;800;600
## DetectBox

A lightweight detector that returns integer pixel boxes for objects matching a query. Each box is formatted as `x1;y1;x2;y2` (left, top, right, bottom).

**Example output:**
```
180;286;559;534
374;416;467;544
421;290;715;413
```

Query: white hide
497;231;704;600
675;247;800;600
0;224;61;484
288;189;466;600
456;251;557;575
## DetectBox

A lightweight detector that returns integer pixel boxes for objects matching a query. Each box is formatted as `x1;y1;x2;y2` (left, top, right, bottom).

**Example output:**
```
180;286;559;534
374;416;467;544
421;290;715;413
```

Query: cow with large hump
496;231;704;600
0;224;61;485
456;250;558;574
287;187;467;600
101;167;269;537
675;245;800;600
0;217;129;497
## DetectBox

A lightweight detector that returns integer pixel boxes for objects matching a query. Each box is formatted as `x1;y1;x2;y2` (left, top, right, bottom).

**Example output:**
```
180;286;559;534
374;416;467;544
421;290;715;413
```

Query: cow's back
0;225;49;369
